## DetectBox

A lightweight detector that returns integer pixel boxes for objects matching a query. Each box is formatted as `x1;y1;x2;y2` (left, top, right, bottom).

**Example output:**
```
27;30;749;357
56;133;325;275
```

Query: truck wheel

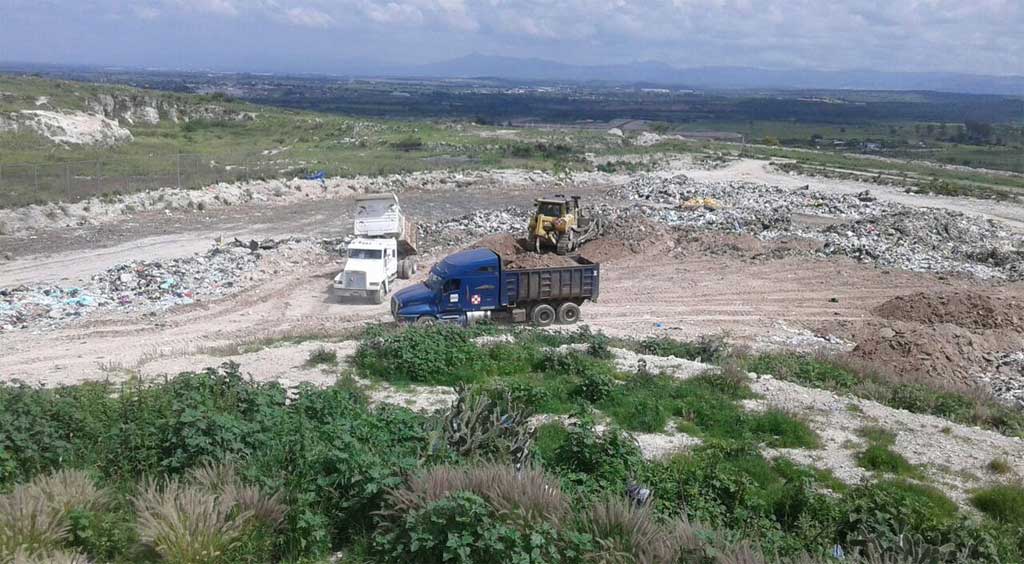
531;304;556;327
409;259;417;275
398;259;410;280
415;316;436;325
370;286;385;304
557;302;581;324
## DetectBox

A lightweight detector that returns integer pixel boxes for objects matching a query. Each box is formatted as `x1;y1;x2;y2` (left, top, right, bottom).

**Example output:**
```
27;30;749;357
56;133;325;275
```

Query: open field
3;76;1024;563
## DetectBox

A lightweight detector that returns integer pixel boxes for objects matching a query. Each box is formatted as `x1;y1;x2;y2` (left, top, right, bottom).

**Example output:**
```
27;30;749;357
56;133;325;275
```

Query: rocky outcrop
0;110;133;146
87;93;256;125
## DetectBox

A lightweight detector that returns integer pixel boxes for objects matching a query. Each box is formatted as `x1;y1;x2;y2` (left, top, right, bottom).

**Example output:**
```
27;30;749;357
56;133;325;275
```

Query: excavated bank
872;291;1024;331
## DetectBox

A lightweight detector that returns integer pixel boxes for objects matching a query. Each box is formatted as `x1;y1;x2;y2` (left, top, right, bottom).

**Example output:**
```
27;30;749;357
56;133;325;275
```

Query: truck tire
409;258;417;275
531;304;556;327
557;302;581;324
398;259;410;280
415;316;436;325
370;286;385;304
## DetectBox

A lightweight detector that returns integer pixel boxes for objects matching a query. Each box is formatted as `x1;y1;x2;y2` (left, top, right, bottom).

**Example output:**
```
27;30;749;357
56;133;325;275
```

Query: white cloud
284;6;335;28
171;0;238;16
365;2;425;25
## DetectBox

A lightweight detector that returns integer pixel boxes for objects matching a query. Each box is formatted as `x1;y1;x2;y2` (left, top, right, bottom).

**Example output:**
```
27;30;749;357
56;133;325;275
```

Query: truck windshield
426;272;443;290
348;248;382;259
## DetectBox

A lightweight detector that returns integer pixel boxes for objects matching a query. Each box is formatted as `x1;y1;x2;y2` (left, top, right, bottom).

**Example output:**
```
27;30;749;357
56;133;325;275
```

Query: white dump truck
332;193;419;304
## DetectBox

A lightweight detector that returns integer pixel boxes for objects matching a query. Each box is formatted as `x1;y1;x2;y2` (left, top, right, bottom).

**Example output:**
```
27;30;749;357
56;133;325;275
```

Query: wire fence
0;154;307;209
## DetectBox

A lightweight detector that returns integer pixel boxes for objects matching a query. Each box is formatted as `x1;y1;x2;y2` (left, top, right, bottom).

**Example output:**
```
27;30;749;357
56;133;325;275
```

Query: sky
2;0;1022;76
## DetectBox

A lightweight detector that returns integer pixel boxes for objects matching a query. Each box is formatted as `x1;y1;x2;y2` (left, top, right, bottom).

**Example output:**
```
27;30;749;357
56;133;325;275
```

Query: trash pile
0;286;102;330
610;174;1024;280
985;352;1024;408
418;207;529;251
1;237;333;332
90;245;262;309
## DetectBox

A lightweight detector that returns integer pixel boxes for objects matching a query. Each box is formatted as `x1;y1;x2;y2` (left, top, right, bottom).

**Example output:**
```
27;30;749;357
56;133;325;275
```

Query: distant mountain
396;53;1024;96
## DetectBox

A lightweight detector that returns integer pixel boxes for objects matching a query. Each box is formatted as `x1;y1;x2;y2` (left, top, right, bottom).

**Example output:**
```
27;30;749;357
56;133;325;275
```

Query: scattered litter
1;237;336;332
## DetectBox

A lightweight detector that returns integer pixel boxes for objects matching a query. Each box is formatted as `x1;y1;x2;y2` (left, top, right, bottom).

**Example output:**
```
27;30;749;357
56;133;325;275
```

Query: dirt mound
672;231;822;261
471;234;579;269
872;291;1024;331
843;321;1023;387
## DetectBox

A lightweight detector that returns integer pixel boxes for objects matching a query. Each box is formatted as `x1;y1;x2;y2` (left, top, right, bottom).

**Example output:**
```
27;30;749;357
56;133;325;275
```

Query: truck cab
332;192;418;304
390;248;500;324
333;237;401;304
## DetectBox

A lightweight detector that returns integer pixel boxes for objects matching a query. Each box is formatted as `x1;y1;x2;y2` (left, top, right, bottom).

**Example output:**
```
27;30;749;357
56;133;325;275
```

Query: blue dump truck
390;247;600;326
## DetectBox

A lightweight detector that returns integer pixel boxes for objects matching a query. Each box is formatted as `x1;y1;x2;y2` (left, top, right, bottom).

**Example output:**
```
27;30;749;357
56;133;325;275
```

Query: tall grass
133;479;251;564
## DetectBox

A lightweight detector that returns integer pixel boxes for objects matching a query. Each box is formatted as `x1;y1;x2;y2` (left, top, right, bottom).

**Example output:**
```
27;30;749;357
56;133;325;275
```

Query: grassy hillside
0;76;606;207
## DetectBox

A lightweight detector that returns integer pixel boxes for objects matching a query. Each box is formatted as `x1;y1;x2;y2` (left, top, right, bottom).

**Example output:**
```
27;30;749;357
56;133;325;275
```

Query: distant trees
965;120;994;141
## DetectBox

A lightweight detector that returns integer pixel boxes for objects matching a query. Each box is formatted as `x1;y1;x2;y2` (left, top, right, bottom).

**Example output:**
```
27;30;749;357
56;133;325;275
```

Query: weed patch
971;484;1024;527
741;352;1024;438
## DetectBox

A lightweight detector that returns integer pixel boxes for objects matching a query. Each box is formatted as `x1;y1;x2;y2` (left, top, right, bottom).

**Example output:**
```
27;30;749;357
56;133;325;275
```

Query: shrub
642;442;837;553
856;445;919;477
746;410;820;449
838;479;975;559
854;427;917;477
248;384;427;553
605;395;669;433
743;353;859;391
573;371;615;404
428;385;534;467
986;458;1012;475
376;491;563;564
970;483;1024;527
548;414;644;496
355;325;488;385
0;382;117;487
637;334;729;363
305;347;338;366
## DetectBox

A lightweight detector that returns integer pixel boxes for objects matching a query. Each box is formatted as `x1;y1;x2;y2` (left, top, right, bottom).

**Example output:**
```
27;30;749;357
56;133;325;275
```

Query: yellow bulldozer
528;195;603;255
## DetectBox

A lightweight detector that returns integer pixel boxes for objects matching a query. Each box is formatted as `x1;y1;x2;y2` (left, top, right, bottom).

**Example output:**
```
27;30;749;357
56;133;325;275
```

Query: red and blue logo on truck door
471;294;482;305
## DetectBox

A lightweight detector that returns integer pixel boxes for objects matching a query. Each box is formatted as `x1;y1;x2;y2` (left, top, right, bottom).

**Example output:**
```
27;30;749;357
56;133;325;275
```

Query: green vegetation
4;325;1024;562
3;74;1023;209
987;458;1012;475
0;76;599;207
971;484;1024;527
304;347;337;367
741;353;1024;438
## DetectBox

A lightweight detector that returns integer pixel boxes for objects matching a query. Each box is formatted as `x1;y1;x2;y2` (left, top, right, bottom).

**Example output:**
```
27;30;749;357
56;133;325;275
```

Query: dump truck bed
499;257;599;305
352;193;418;255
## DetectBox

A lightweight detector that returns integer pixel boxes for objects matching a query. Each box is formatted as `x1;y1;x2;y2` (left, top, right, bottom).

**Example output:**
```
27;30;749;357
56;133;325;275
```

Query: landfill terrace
2;151;1024;564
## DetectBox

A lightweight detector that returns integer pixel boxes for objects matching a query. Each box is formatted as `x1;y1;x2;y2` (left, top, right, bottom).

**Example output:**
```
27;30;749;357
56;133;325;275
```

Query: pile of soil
832;290;1024;390
846;321;1012;386
471;234;579;269
872;291;1024;332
